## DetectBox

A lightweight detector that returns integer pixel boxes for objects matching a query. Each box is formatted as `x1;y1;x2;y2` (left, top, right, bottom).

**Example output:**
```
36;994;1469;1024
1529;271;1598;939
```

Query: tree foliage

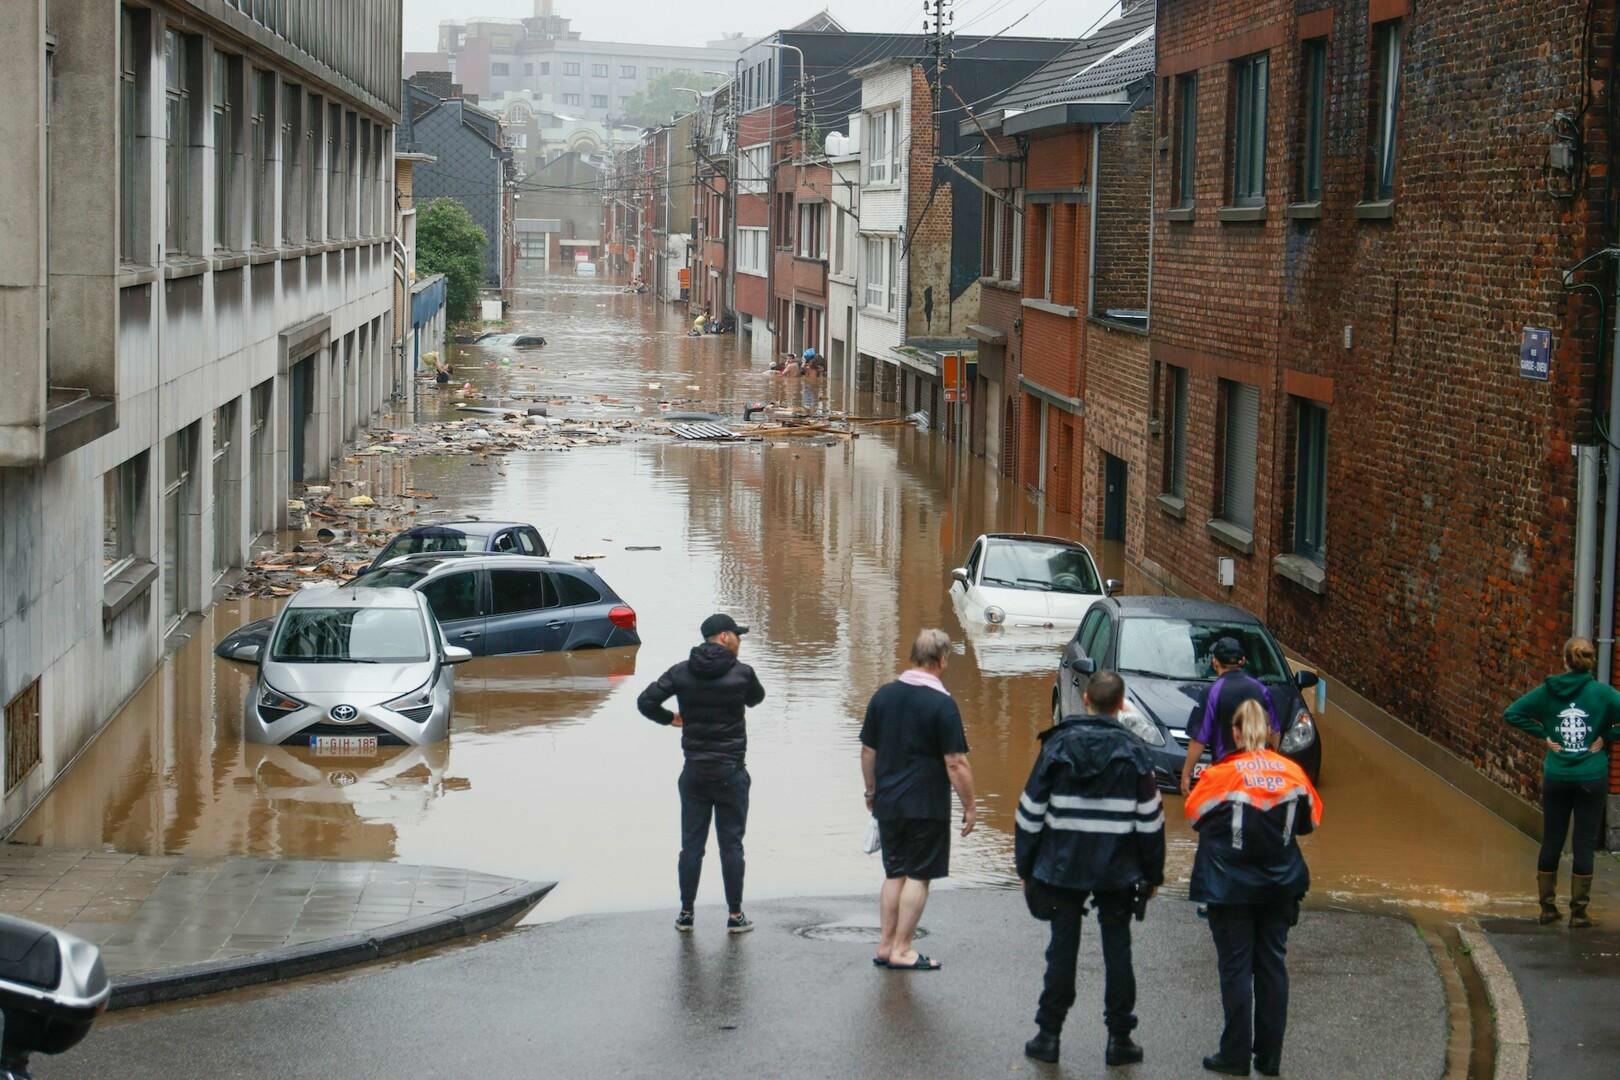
416;198;487;325
620;70;726;129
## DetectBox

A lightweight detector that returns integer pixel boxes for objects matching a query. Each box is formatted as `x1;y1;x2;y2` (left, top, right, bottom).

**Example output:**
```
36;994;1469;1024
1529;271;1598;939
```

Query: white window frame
739;144;769;195
796;202;824;259
865;108;897;185
737;226;768;276
862;236;885;308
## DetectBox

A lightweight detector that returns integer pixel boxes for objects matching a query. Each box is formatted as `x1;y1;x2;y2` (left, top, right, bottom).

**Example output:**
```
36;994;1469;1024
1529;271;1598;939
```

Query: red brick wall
1094;108;1154;315
906;66;957;337
1083;324;1152;565
1150;0;1614;801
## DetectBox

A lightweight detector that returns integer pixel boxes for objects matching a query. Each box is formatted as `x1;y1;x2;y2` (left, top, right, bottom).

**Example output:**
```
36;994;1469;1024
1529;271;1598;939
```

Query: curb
1457;923;1529;1080
107;879;555;1011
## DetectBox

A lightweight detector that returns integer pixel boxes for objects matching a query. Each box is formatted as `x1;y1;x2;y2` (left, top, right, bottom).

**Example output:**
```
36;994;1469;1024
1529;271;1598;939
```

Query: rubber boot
1537;870;1561;925
1569;873;1597;929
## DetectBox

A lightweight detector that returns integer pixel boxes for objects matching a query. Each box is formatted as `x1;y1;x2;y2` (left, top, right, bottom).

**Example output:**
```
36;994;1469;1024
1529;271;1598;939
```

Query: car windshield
1114;615;1289;683
270;607;430;663
980;541;1100;595
376;530;481;563
348;568;429;590
1116;618;1290;682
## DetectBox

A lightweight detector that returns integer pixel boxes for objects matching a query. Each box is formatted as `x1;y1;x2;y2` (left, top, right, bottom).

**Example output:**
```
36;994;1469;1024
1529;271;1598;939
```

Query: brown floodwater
14;270;1559;925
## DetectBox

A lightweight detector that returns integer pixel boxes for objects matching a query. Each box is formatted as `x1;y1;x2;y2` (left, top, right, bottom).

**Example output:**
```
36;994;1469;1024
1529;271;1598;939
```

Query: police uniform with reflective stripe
1185;749;1323;1072
1015;714;1166;1040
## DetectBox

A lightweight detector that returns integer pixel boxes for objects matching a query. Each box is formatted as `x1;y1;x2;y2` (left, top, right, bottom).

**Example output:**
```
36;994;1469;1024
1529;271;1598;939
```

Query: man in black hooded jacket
1015;670;1166;1067
638;613;766;933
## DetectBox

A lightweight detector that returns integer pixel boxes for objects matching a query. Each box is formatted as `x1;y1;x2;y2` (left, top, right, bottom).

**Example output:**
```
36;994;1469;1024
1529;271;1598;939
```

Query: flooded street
14;271;1545;925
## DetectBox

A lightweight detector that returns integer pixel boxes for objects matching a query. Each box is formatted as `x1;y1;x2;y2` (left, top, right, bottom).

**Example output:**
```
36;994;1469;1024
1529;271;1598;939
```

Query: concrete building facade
411;2;742;127
0;0;401;832
825;136;860;395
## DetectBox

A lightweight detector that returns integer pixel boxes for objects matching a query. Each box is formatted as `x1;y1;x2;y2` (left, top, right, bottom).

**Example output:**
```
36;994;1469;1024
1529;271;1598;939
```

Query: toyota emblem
330;704;359;722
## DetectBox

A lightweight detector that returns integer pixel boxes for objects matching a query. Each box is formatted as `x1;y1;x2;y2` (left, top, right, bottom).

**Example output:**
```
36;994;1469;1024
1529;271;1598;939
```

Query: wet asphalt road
1481;914;1620;1080
57;890;1447;1080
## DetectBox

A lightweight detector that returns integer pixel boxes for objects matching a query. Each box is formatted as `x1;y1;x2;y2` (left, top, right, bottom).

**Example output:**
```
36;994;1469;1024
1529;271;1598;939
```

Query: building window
326;102;341;237
1219;380;1260;532
213;53;232;249
523;63;533;76
1231;53;1267;206
592;64;608;78
5;681;41;795
1299;39;1326;203
866;109;896;184
592;94;608;108
1032;202;1054;300
213;401;238;578
862;237;886;307
1294;400;1327;563
252;71;274;247
103;455;148;580
889;240;899;312
563;62;579;76
1163;366;1188;498
1174;74;1197;208
562;93;581;106
305;94;322;240
649;66;663;77
621;65;636;78
737;226;768;275
120;7;144;262
540;62;551;76
281;83;301;244
491;62;509;76
164;30;193;255
162;426;196;630
797;202;824;258
1370;20;1402;200
832;207;846;274
739;144;769;194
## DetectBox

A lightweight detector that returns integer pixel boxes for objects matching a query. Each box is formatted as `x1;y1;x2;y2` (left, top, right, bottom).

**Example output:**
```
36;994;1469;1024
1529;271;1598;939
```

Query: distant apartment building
0;2;401;832
825;129;861;390
406;1;742;127
399;73;515;290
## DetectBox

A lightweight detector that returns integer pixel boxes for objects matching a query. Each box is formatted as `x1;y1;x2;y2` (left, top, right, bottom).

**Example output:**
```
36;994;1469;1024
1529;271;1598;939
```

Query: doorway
1104;452;1127;542
289;356;314;482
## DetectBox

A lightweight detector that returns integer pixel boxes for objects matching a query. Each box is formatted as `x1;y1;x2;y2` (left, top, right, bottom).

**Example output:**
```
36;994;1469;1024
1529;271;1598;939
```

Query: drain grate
794;919;929;944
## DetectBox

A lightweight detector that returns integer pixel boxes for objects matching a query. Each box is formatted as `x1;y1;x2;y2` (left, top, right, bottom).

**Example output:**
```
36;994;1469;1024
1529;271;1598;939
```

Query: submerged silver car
221;586;470;751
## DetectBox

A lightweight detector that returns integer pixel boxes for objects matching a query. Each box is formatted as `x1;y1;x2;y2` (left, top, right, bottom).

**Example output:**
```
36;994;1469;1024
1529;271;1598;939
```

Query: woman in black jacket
1185;699;1324;1077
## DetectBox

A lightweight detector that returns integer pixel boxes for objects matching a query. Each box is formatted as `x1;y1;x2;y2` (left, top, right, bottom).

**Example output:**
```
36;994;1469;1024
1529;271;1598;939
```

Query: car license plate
310;735;378;756
1191;762;1208;781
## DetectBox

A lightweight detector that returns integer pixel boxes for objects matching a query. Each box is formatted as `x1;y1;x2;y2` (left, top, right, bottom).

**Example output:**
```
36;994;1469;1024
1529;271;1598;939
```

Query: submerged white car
949;534;1117;630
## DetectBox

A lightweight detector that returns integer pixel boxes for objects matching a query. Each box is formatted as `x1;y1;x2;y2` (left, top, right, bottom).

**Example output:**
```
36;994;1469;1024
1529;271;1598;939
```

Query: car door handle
455;630;482;639
545;621;566;630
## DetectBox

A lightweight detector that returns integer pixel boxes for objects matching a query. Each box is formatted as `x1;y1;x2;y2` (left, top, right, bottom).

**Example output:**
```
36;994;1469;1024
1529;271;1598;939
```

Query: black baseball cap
1212;637;1246;664
701;613;748;639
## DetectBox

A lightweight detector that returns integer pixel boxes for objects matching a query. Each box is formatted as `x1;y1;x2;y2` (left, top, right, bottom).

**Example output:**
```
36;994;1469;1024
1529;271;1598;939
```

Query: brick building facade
1149;0;1617;807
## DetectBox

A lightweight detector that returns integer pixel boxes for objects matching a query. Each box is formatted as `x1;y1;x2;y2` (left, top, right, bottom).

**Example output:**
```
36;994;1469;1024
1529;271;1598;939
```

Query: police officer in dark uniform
1016;670;1166;1066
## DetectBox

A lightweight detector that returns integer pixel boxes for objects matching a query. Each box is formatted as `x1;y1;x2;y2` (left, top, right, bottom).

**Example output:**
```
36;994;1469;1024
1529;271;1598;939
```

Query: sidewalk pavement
0;844;552;1008
56;889;1449;1079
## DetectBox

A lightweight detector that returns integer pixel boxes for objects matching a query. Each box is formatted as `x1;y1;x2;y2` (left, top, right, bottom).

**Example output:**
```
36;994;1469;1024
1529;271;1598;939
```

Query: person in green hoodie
1503;637;1616;928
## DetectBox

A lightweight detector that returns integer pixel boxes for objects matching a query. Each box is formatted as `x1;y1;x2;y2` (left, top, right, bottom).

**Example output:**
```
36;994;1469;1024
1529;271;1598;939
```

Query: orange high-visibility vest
1185;750;1323;827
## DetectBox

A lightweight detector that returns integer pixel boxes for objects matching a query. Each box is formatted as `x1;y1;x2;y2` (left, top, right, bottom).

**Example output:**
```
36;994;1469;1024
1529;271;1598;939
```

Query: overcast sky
403;0;1128;54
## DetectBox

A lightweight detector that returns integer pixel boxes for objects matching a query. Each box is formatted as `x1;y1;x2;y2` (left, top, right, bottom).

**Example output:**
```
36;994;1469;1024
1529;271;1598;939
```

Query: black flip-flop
885;955;942;971
872;956;889;968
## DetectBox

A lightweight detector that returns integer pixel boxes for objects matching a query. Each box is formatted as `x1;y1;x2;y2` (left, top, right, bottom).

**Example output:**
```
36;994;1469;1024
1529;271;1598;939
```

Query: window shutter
1222;382;1259;529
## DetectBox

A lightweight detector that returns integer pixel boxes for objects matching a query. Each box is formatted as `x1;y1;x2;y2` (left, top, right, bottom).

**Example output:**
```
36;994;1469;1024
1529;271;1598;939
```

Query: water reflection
15;269;1547;925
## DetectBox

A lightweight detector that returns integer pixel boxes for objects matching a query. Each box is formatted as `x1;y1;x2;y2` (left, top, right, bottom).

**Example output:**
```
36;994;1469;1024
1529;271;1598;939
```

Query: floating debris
673;422;740;441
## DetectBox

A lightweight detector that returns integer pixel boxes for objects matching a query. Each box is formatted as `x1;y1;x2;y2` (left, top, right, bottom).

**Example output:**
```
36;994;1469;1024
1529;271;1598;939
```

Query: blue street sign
1519;327;1551;381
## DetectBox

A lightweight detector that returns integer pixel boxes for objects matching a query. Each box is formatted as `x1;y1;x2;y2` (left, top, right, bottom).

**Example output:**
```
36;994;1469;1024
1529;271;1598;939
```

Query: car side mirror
1294;669;1319;690
1104;578;1123;597
950;568;969;586
227;643;262;666
0;915;110;1067
1074;656;1096;676
444;645;473;665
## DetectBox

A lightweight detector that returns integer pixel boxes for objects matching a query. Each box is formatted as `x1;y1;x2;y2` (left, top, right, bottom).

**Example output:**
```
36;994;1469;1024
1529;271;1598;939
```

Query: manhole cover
794;919;928;944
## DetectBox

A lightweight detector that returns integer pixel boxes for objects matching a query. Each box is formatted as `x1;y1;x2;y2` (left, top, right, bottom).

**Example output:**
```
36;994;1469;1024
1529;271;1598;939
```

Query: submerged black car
1051;597;1322;790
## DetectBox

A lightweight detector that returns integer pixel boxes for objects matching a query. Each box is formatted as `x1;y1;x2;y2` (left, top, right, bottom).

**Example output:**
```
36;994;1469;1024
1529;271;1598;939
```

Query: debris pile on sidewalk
228;483;426;598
